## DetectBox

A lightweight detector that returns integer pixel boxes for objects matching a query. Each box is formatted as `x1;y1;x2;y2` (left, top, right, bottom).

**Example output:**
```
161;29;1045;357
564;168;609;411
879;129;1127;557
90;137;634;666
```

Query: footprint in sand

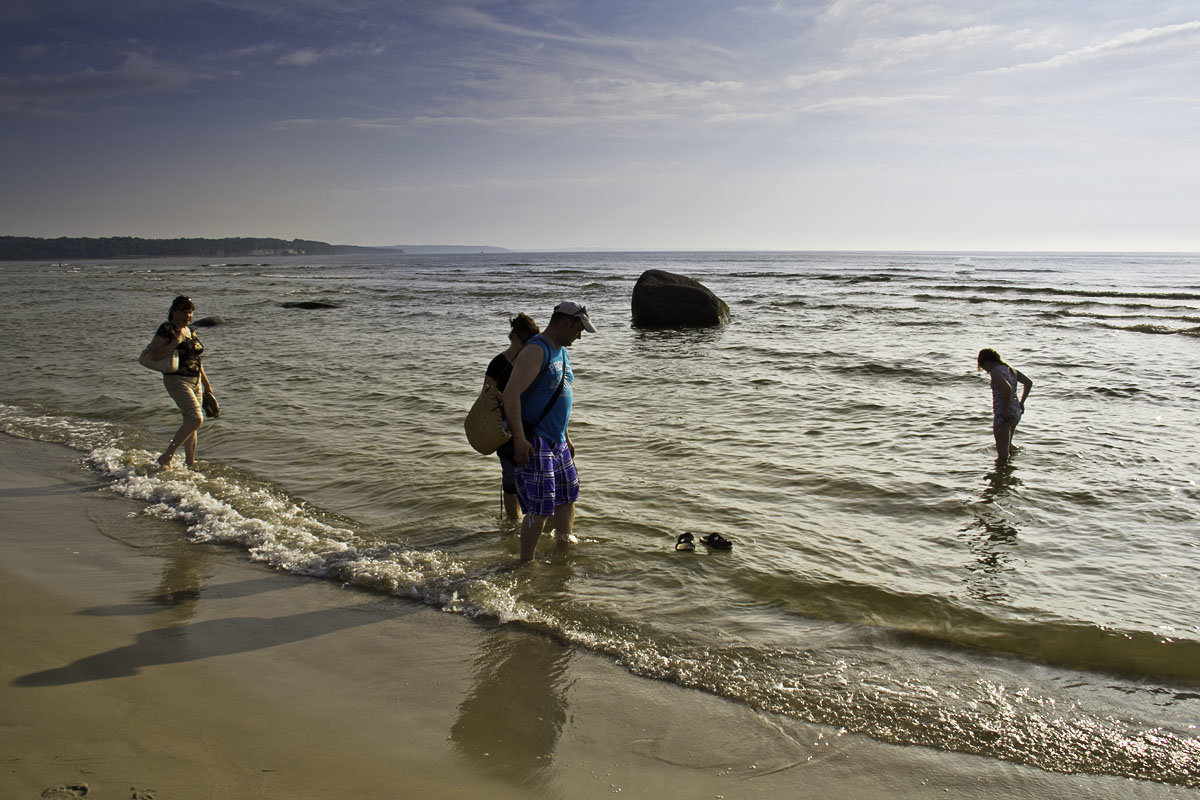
40;785;88;799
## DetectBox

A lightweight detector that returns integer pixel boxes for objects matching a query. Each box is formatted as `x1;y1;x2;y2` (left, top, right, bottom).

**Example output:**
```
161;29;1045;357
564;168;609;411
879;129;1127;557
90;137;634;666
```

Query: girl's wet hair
510;312;539;342
169;295;195;317
977;348;1003;368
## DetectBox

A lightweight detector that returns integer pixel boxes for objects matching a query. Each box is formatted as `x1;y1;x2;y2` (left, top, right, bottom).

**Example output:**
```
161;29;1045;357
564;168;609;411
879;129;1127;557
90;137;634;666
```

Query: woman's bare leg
502;491;521;520
993;422;1014;461
160;416;202;467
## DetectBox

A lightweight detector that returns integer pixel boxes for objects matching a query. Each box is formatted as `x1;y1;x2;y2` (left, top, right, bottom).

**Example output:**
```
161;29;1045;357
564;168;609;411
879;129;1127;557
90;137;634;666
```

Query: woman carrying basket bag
476;313;539;519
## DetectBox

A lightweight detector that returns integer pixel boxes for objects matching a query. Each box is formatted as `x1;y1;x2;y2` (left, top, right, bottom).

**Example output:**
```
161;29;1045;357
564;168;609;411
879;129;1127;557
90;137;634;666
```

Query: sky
1;0;1198;251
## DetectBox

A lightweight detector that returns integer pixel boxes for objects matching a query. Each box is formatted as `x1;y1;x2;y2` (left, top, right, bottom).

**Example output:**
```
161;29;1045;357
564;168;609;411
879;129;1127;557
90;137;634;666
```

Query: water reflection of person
143;538;210;625
961;463;1022;603
450;628;571;790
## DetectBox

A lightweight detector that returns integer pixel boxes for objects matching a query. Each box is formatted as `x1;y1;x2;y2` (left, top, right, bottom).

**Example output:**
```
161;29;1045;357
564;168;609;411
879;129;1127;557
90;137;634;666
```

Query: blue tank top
520;335;573;443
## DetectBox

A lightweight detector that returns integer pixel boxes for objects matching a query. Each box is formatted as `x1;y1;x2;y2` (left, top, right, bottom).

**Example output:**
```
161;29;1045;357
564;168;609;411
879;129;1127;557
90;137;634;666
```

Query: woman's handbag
464;350;567;455
464;384;509;454
138;338;179;373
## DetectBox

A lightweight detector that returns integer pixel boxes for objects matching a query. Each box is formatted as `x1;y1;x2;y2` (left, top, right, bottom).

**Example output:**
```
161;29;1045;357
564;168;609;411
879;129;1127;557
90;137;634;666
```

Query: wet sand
0;434;1180;799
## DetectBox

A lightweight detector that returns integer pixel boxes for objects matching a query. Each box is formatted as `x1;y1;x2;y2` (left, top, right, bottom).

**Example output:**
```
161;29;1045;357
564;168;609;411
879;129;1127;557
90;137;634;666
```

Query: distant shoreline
0;236;510;261
2;236;1193;260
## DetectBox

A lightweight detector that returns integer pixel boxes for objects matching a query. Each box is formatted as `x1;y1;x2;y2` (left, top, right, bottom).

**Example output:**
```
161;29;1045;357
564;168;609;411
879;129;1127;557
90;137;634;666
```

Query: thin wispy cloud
994;20;1200;73
276;42;385;66
784;69;861;90
847;25;1003;66
202;42;282;62
0;51;200;116
329;171;663;196
437;4;735;59
801;93;950;113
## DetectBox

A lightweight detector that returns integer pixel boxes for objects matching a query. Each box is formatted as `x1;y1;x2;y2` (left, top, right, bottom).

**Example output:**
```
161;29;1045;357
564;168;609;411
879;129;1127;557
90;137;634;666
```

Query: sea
2;251;1198;788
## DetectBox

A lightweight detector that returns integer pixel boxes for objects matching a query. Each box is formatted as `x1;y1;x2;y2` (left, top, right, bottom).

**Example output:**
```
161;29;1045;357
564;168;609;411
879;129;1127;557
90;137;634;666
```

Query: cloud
573;77;744;105
276;42;385;67
202;42;282;62
847;25;1002;66
328;171;663;196
17;43;53;60
437;5;668;53
784;68;860;90
433;2;736;68
801;93;950;113
994;20;1200;72
385;70;753;132
816;0;951;31
0;51;200;116
413;110;675;129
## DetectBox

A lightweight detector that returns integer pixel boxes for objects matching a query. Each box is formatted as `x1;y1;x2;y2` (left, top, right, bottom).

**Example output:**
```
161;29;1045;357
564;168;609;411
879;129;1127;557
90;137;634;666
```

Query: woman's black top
156;322;204;378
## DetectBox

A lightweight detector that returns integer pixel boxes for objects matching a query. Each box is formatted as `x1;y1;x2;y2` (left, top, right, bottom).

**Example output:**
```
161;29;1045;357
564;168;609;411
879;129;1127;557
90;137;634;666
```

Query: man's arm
502;346;543;464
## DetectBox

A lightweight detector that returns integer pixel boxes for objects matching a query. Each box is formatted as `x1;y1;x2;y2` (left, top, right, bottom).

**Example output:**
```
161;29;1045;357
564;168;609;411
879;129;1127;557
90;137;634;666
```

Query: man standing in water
503;301;596;562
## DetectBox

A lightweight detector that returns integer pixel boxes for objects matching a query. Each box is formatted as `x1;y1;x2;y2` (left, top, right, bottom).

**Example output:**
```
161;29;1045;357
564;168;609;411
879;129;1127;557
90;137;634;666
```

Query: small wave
1087;385;1143;398
1107;323;1185;335
82;445;553;625
827;361;970;384
1053;308;1200;323
929;284;1200;302
753;574;1200;683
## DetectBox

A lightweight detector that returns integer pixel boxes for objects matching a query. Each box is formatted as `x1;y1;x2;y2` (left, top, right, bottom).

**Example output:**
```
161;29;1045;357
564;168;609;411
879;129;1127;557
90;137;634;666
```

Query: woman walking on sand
978;348;1032;462
484;313;540;519
150;296;217;468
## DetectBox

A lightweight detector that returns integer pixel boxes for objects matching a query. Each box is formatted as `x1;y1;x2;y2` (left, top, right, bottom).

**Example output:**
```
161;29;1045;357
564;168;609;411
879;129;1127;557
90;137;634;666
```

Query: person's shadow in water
13;603;381;687
451;561;574;791
959;461;1023;603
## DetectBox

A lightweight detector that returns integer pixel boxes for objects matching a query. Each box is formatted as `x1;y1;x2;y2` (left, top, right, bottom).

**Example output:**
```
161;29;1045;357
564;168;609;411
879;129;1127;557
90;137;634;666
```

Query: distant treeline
0;236;396;261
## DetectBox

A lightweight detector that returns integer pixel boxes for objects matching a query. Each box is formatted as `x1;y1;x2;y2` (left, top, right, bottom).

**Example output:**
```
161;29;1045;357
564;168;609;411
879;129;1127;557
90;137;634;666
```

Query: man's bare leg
552;503;575;544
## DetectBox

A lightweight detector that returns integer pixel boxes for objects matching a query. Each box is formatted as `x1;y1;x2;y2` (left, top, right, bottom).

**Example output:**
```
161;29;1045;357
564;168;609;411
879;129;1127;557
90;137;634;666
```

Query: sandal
699;533;733;550
674;532;695;552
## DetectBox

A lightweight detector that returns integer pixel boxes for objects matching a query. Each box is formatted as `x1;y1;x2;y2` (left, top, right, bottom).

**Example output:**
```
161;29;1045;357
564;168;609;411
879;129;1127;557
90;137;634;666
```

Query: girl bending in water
977;348;1032;462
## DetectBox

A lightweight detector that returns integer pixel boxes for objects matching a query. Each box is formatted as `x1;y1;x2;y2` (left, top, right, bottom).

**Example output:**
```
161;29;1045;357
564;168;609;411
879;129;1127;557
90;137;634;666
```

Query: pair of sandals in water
674;532;733;552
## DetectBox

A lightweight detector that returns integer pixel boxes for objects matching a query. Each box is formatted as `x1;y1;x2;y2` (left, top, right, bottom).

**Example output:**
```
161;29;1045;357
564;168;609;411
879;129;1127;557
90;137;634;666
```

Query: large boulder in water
631;269;730;329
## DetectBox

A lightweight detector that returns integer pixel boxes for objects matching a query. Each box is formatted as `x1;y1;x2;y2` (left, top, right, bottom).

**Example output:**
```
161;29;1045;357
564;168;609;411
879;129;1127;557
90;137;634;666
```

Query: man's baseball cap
554;300;596;333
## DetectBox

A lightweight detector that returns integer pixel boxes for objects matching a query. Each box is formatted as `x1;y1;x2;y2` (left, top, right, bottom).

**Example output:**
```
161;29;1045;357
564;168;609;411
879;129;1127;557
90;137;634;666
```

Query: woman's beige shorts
163;374;203;423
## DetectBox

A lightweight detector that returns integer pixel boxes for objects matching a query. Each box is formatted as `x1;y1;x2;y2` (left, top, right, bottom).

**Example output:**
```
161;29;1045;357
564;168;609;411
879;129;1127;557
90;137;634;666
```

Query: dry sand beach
0;434;1190;800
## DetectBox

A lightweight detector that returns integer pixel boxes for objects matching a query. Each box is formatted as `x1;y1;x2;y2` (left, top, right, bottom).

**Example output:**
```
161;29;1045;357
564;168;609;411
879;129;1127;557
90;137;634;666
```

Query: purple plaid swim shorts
515;436;580;518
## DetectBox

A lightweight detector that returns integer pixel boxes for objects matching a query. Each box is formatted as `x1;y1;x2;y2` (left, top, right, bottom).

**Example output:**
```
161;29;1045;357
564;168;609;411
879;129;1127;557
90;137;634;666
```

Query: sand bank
0;434;1182;799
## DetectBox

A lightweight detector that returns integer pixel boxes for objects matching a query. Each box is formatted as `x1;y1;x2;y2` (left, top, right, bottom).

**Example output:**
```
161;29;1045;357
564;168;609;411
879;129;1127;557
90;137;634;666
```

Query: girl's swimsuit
990;363;1024;425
